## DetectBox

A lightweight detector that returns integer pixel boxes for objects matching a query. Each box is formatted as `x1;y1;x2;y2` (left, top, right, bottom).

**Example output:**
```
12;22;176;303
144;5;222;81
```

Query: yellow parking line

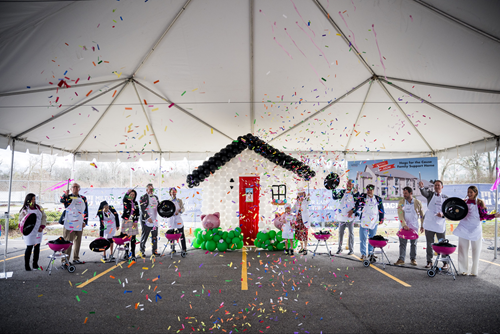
471;257;500;268
77;261;126;288
0;248;50;263
352;254;411;287
241;247;248;290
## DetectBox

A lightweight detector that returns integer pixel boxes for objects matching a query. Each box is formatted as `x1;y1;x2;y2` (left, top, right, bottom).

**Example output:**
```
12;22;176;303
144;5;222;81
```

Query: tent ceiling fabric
0;0;498;162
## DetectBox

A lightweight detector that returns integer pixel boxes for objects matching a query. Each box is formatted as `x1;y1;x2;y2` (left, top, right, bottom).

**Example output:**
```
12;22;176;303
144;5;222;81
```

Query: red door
239;177;260;245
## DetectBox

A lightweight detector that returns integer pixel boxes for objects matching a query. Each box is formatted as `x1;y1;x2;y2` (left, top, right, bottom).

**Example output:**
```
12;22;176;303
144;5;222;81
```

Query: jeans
337;221;354;251
359;225;378;256
398;237;417;261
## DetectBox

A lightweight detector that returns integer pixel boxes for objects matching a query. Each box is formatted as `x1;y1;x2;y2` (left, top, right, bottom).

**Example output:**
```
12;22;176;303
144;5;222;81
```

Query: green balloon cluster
192;227;244;252
253;230;297;251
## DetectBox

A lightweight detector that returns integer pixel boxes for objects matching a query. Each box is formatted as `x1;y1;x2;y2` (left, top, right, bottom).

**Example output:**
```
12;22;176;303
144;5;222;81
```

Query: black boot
290;249;294;256
32;244;40;270
284;249;289;255
25;246;32;271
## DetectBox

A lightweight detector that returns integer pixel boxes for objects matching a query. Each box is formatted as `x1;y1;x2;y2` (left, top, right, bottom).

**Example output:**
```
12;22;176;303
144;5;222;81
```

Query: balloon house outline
186;133;316;239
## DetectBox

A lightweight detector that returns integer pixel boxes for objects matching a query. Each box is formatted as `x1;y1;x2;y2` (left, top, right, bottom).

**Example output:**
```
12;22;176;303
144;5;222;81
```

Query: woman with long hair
453;186;500;276
166;187;187;253
291;188;311;255
121;189;139;261
19;193;47;271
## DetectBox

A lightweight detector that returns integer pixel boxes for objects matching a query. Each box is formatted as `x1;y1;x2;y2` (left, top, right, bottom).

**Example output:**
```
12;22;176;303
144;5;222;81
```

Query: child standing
97;201;120;262
282;204;295;255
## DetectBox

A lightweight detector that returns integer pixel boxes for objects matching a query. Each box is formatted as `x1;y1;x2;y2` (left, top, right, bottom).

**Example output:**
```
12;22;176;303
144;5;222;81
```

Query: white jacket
291;200;310;228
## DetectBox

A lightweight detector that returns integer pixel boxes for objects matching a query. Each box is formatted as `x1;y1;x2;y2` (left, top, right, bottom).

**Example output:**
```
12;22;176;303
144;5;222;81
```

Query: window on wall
394;178;399;186
271;185;287;202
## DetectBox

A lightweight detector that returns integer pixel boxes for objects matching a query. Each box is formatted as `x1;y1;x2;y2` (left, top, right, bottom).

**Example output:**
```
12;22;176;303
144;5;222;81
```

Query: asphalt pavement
0;234;500;334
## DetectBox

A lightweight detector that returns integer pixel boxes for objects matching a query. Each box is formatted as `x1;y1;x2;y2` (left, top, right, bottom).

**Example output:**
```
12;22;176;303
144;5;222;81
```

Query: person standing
61;183;88;265
19;194;47;271
394;187;424;266
97;201;120;262
167;187;187;253
354;184;384;260
292;188;311;255
282;203;295;255
122;189;139;260
453;186;500;276
140;184;160;257
332;179;360;255
419;180;449;269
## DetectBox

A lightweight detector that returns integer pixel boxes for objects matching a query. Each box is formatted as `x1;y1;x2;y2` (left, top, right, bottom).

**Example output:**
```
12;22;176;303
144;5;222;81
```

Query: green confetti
76;296;80;302
90;312;95;314
82;290;88;294
225;280;233;282
181;91;186;96
321;77;326;82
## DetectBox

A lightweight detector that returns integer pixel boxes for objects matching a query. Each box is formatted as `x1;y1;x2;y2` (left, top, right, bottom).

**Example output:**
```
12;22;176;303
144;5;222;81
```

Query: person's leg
470;238;482;276
73;230;83;261
151;227;158;254
436;231;446;242
347;222;354;253
337;222;346;251
32;243;40;269
398;237;407;262
179;227;187;251
109;240;114;259
130;236;137;258
424;230;434;264
367;225;378;254
359;227;368;256
140;222;150;255
457;237;469;274
410;239;417;261
25;245;33;271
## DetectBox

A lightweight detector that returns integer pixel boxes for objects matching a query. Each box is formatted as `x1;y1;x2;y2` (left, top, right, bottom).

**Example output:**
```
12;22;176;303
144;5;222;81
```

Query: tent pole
249;0;255;134
379;78;496;138
269;77;371;143
3;139;15;279
384;77;500;95
495;138;499;259
159;153;162;199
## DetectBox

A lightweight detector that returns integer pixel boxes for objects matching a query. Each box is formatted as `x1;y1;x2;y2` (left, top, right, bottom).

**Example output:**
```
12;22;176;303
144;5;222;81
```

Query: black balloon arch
186;133;316;188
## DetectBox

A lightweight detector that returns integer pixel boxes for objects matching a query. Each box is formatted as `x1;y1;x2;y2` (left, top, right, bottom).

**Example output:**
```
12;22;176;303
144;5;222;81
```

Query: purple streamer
338;12;360;54
372;24;387;80
491;168;500;191
290;0;315;37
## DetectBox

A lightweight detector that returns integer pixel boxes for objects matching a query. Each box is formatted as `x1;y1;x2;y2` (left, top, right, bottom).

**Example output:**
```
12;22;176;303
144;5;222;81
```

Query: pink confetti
372;24;387;80
339;12;360;54
168;103;174;108
351;0;356;11
295;21;329;67
274;37;293;60
410;15;413;22
491;168;500;191
290;0;315;37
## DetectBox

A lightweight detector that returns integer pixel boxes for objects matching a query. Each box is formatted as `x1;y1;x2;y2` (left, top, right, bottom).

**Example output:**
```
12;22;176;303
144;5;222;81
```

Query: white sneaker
102;256;107;261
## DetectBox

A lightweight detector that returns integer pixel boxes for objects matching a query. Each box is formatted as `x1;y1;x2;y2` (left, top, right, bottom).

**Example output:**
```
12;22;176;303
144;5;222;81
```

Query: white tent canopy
0;0;499;162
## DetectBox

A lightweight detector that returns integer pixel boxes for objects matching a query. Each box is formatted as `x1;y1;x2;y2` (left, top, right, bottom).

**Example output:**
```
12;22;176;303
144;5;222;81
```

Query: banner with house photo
347;157;439;221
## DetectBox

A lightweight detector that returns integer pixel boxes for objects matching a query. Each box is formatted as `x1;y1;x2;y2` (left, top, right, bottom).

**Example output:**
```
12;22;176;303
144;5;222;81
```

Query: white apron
282;214;295;239
453;201;482;241
423;194;445;233
121;202;139;235
167;199;183;229
337;192;355;223
102;212;117;239
360;197;379;229
145;196;158;228
23;207;43;246
64;197;85;231
403;201;419;232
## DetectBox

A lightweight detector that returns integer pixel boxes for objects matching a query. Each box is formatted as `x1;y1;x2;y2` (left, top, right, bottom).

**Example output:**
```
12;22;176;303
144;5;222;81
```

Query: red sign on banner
372;161;389;168
378;164;396;172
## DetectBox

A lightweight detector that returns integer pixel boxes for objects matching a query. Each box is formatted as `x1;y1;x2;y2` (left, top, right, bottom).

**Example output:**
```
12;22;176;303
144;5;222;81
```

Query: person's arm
419;186;432;203
377;196;385;224
122;201;130;220
60;193;71;208
133;201;140;222
98;213;104;237
353;195;364;217
416;199;425;220
18;209;26;224
140;194;150;222
178;199;185;214
478;200;499;220
397;199;407;227
111;207;120;228
332;189;344;200
82;196;89;226
39;205;47;228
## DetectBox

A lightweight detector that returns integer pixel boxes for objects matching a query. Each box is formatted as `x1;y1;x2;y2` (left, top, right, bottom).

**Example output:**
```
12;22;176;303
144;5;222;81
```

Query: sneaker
410;259;417;266
336;249;342;254
108;256;116;262
425;262;432;268
298;248;305;254
73;260;84;264
102;256;107;261
360;255;366;260
131;256;136;261
442;263;449;270
284;249;289;255
394;259;405;266
152;252;161;257
171;249;177;254
303;250;307;255
290;249;294;256
347;251;354;255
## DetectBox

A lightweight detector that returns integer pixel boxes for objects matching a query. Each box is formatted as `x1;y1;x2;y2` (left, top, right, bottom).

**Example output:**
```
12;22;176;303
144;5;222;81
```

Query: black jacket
353;193;385;223
140;193;159;223
97;205;120;238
